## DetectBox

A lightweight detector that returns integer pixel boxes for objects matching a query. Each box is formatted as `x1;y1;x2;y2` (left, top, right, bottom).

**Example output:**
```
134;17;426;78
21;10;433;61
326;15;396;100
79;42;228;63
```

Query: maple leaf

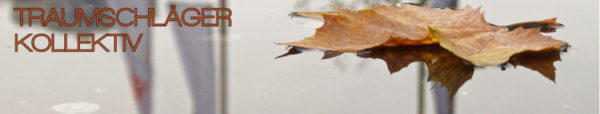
434;26;565;66
282;5;566;66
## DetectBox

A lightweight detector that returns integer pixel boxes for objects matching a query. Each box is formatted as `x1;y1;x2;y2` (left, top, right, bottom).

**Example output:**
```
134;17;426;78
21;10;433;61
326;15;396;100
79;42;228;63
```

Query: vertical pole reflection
107;0;154;113
424;1;457;114
417;63;426;114
170;2;218;114
414;2;428;113
219;0;229;114
432;83;452;114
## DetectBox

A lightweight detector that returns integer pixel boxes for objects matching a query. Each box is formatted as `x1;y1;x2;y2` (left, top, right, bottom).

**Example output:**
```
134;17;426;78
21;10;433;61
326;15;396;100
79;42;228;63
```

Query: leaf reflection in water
277;44;563;97
508;49;562;82
358;45;473;97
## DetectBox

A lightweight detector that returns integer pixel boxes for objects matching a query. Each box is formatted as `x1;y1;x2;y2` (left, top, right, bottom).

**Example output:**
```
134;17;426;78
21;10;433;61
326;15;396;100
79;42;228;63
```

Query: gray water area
0;0;597;114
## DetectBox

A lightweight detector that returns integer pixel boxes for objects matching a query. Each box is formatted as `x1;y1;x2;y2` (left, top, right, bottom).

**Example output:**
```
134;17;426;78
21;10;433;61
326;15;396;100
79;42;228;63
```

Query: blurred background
0;0;598;114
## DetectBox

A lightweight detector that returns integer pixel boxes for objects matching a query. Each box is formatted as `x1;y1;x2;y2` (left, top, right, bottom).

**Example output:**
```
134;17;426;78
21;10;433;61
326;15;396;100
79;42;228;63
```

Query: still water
229;0;598;114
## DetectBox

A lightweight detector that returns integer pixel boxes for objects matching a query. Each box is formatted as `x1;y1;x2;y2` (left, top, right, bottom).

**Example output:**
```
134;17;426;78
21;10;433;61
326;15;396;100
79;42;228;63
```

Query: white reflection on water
51;102;100;114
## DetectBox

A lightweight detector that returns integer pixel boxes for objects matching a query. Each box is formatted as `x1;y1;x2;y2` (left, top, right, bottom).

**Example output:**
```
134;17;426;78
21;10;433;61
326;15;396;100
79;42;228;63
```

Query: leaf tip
321;51;343;60
276;46;303;59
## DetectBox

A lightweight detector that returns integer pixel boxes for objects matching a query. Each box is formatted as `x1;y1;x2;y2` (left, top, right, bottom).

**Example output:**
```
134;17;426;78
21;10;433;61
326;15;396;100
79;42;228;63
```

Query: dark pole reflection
424;0;457;113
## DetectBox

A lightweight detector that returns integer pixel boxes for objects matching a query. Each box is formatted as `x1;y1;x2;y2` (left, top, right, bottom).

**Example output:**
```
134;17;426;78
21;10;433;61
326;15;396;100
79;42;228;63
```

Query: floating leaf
281;5;566;66
433;26;566;66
